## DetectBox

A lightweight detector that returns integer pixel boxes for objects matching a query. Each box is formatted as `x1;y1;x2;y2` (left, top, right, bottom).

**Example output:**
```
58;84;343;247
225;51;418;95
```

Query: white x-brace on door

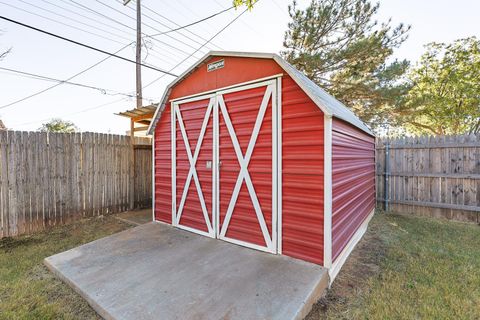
172;78;280;254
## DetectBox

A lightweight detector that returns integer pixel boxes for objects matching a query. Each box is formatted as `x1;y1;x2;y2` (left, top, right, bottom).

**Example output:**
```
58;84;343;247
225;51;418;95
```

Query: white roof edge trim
147;51;374;136
271;54;332;117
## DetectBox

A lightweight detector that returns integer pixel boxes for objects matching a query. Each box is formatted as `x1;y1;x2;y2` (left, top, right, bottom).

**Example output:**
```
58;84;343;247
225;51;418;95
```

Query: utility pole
135;0;142;109
123;0;141;210
123;0;142;109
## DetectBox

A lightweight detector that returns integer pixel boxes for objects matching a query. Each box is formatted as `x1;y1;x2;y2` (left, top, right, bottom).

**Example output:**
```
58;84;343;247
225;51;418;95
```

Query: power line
11;98;127;128
1;2;180;64
213;0;267;40
12;0;133;43
5;2;255;126
138;0;223;50
0;66;156;100
0;2;126;45
0;15;178;76
65;0;136;32
96;0;205;58
143;3;253;89
60;0;202;63
37;0;137;39
146;6;234;37
7;0;178;65
0;2;222;110
167;0;220;37
0;43;132;110
121;0;215;52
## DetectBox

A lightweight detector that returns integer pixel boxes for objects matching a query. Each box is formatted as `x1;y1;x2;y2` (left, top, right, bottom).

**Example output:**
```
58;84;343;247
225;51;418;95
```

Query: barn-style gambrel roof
147;51;374;136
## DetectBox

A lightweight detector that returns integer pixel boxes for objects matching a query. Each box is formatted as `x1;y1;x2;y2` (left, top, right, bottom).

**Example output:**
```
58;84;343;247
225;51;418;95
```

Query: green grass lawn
0;212;479;319
0;216;132;320
307;212;480;319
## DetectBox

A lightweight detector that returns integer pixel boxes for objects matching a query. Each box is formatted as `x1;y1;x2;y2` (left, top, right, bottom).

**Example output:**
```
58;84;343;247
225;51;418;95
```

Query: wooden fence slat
0;131;8;237
0;131;152;238
377;134;480;223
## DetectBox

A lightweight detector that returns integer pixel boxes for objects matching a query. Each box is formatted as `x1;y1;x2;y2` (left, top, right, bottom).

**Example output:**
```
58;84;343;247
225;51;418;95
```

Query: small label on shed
207;59;224;72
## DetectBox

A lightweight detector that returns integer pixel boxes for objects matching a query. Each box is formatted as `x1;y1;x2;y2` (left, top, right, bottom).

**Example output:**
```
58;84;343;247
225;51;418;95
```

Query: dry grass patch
0;216;132;320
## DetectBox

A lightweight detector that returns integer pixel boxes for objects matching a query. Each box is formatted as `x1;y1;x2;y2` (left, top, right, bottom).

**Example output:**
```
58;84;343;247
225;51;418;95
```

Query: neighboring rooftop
116;104;157;136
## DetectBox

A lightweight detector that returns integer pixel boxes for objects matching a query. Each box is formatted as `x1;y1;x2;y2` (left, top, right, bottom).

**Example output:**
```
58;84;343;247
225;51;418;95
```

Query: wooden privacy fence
0;131;152;238
376;134;480;223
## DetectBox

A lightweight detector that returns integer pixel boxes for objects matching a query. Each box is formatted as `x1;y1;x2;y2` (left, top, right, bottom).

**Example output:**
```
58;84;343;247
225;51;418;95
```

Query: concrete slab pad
45;222;328;320
114;209;152;226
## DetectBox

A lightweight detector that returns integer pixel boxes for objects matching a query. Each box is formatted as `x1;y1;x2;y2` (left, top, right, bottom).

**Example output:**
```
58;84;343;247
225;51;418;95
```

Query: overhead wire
120;0;222;52
212;0;267;40
167;0;221;38
0;42;133;110
0;1;236;111
0;15;178;76
37;0;137;39
13;0;134;43
138;0;224;50
58;0;209;63
143;3;254;89
144;5;234;37
0;66;156;101
4;1;255;126
11;98;127;128
62;0;190;61
65;0;136;32
0;2;126;45
95;0;205;58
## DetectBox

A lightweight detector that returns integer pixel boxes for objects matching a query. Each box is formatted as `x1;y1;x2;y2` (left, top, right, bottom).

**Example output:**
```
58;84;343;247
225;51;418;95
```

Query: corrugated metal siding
169;56;283;100
219;85;273;247
153;57;328;266
176;99;213;232
281;75;324;265
331;118;375;262
154;105;171;223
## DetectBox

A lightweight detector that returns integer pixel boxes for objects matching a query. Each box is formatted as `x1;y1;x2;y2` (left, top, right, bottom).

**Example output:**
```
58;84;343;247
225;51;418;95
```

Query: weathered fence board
0;131;152;238
377;134;480;223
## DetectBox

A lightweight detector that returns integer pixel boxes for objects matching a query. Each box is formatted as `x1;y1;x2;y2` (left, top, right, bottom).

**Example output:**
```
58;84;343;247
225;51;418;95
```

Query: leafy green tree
399;37;480;135
282;0;410;130
39;118;78;133
232;0;256;8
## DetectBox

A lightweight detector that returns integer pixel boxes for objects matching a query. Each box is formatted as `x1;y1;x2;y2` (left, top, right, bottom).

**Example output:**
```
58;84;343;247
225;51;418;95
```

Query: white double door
171;79;280;253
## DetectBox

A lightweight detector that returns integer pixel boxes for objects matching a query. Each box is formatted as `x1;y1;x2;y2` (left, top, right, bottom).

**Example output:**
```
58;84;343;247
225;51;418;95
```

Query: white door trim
323;116;333;268
171;101;176;225
170;74;284;103
276;76;283;254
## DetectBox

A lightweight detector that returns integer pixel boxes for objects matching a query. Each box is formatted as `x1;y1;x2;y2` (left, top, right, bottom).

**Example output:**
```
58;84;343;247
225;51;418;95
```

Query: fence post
384;139;390;211
129;119;135;210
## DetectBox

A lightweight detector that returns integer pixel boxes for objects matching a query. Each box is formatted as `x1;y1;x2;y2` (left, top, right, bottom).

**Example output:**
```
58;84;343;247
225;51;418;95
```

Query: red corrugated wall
281;76;324;265
331;118;375;262
154;105;172;223
154;56;325;265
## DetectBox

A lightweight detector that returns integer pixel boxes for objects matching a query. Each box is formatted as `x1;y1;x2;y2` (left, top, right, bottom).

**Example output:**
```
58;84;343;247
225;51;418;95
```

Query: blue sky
0;0;478;134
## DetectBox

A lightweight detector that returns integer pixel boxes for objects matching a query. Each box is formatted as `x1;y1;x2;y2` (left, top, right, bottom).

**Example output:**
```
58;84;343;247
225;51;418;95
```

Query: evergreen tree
282;0;410;131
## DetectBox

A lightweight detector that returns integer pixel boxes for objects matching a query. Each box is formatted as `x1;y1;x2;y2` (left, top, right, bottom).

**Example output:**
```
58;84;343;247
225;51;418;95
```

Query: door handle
206;160;212;169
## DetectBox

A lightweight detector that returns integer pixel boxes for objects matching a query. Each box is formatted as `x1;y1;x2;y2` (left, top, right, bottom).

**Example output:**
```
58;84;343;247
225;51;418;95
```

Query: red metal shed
148;52;376;282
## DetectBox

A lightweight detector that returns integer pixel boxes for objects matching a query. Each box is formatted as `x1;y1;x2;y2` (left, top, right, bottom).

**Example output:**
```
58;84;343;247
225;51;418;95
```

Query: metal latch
206;160;212;169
